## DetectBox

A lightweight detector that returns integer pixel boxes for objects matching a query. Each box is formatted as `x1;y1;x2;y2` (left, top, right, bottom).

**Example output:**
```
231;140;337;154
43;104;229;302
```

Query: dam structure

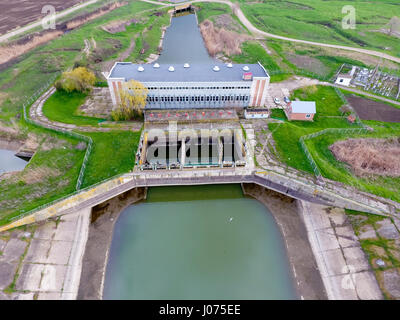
2;163;399;233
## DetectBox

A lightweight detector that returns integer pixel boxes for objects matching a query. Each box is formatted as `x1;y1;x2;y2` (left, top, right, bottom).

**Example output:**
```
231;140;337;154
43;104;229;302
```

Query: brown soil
0;0;82;35
347;96;400;123
286;53;329;76
0;2;126;67
65;2;125;30
21;167;61;184
213;13;246;34
330;137;400;177
0;31;63;65
199;19;250;57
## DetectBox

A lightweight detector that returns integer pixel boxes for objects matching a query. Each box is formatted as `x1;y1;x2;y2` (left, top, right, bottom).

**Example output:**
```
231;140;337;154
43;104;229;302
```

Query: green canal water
103;185;297;299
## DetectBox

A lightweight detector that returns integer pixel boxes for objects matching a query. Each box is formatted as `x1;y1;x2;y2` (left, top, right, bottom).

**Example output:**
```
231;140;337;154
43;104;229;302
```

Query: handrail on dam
2;166;399;232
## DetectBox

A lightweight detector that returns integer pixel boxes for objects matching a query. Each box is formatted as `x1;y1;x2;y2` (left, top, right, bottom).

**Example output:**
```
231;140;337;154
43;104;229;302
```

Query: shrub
56;67;96;93
111;80;148;121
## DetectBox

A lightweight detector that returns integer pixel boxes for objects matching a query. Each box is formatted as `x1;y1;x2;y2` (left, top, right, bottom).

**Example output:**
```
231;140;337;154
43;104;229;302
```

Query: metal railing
334;87;366;128
299;126;369;178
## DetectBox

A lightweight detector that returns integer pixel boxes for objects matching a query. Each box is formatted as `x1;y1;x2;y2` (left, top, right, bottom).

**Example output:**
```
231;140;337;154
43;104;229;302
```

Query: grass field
81;130;141;188
269;85;352;172
0;122;142;224
0;128;85;224
42;90;104;126
0;0;159;121
196;2;231;23
238;0;400;57
305;124;400;202
268;85;400;202
127;10;171;62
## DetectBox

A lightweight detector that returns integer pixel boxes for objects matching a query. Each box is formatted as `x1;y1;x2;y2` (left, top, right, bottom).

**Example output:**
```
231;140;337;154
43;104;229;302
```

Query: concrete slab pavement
299;201;384;300
0;207;91;300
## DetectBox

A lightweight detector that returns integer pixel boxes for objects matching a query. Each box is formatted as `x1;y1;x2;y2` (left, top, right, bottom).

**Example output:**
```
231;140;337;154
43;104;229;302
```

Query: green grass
269;86;400;202
238;0;400;58
232;41;281;72
231;41;292;82
268;85;352;172
305;126;400;202
0;0;158;120
0;125;142;224
0;130;85;224
81;130;141;188
291;85;344;116
128;10;171;62
270;108;286;120
196;2;232;23
268;40;371;81
42;90;104;126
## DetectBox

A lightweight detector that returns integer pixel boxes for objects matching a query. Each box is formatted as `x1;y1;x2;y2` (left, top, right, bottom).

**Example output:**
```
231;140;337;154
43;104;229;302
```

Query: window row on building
146;95;250;103
145;85;252;90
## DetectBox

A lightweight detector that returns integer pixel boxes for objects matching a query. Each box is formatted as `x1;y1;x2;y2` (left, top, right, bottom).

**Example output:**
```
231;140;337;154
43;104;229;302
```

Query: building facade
286;101;316;121
106;62;270;109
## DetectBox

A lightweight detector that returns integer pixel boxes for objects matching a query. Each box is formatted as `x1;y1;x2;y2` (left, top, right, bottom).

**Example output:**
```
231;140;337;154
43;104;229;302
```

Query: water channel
103;13;297;300
0;149;27;174
103;185;297;299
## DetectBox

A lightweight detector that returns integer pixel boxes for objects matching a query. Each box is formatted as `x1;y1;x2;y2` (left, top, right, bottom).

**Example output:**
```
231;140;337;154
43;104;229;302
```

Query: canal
103;185;297;299
0;149;27;174
103;13;297;300
156;13;215;64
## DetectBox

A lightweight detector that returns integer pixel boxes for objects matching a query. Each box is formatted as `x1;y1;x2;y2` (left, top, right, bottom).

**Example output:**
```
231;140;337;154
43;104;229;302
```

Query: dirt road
0;0;98;43
140;0;400;65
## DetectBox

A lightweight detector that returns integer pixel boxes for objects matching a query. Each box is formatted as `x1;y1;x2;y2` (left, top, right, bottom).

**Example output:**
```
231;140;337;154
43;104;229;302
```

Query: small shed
244;108;269;119
335;74;353;86
287;101;316;121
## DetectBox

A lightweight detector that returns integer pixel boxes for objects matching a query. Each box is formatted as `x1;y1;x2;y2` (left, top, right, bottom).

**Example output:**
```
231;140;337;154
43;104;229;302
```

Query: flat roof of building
291;101;316;114
108;62;269;82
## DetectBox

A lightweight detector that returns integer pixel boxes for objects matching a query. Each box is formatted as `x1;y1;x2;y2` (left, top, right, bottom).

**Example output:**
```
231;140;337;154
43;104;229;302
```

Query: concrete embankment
298;201;383;300
242;183;327;300
77;187;146;300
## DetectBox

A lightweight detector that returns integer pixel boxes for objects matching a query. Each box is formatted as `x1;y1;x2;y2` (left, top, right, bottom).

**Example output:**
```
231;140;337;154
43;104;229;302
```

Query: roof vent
138;66;144;72
213;66;220;72
227;63;233;68
184;63;190;68
168;66;175;72
243;66;249;71
153;63;160;68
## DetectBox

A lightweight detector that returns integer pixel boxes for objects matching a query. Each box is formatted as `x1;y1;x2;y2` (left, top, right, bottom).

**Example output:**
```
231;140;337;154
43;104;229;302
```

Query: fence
21;73;93;190
334;87;366;128
299;126;369;178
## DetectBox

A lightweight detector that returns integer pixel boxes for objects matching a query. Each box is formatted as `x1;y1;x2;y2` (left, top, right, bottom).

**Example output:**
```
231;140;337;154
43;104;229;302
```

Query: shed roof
108;62;269;82
291;101;316;114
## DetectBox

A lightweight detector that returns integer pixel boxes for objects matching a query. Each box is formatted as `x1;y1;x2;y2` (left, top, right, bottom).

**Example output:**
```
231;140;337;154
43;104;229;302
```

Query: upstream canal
103;185;297;299
157;13;215;64
103;13;297;300
0;149;27;174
